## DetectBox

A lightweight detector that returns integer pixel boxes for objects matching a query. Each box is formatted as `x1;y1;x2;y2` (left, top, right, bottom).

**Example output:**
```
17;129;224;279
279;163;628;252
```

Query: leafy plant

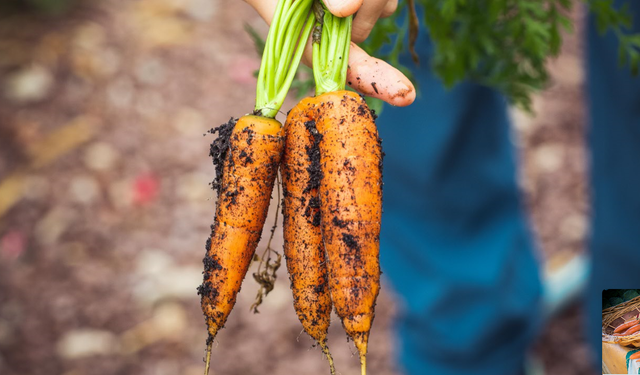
362;0;640;111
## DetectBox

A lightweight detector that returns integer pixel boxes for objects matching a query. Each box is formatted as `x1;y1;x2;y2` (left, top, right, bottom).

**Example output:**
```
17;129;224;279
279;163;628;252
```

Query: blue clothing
377;1;640;373
377;23;542;375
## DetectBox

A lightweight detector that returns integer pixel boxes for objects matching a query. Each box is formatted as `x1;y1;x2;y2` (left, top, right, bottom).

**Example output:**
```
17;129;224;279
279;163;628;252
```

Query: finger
324;0;364;17
347;43;415;106
351;0;389;43
246;0;279;24
380;0;398;18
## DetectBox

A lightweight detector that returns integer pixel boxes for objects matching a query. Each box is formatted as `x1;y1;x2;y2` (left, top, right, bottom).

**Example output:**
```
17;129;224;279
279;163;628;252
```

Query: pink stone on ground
1;230;26;260
132;173;160;206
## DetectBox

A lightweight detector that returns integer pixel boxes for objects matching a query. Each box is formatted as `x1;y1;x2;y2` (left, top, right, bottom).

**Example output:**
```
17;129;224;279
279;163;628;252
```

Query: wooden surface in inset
603;342;634;374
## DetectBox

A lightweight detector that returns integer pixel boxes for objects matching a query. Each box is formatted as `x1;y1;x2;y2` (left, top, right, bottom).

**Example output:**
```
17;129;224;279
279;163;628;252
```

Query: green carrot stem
275;1;310;88
255;0;314;118
313;2;351;96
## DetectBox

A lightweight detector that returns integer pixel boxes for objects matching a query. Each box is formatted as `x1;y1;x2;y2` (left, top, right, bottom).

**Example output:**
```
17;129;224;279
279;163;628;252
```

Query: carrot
615;320;639;333
307;7;383;375
281;99;335;374
198;1;315;374
313;90;382;375
199;115;283;337
624;324;640;336
630;351;640;360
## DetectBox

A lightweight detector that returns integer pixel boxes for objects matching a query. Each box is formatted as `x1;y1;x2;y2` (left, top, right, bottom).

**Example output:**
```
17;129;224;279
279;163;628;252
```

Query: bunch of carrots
613;317;640;337
198;1;391;375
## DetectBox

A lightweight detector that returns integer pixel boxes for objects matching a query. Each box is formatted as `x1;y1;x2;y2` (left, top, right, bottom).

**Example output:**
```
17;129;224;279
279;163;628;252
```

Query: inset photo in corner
602;289;640;374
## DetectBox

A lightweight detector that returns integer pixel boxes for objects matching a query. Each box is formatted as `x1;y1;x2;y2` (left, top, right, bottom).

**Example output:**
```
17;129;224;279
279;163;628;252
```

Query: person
243;0;640;374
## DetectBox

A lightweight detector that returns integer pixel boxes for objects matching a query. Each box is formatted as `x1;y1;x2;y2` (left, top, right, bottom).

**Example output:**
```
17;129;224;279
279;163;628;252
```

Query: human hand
244;0;415;106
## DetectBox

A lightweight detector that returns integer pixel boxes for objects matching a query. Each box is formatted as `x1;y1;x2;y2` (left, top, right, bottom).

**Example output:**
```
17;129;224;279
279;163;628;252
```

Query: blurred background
0;0;593;374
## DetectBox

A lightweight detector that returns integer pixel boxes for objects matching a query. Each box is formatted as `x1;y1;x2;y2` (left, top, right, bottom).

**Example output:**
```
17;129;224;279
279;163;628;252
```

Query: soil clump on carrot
304;119;323;227
208;118;237;195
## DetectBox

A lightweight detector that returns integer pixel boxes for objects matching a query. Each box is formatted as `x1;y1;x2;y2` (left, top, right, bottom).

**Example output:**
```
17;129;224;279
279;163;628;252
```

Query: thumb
323;0;363;17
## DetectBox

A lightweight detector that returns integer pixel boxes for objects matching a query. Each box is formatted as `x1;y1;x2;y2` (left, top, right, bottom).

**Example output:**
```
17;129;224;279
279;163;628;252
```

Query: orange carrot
197;1;315;373
312;90;382;375
624;324;640;336
615;320;639;333
630;351;640;360
281;99;335;374
199;115;283;343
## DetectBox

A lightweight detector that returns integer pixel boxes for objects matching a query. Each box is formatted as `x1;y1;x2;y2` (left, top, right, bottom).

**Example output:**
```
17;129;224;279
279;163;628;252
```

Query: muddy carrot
281;98;335;374
313;90;382;375
199;115;283;338
309;8;383;375
198;1;315;374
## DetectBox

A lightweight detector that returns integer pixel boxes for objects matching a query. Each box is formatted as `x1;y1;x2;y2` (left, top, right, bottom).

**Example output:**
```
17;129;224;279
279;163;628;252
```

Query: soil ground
0;1;595;374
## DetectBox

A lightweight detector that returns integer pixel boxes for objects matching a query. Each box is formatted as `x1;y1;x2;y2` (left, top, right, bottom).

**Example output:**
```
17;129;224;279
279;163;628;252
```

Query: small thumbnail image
602;289;640;374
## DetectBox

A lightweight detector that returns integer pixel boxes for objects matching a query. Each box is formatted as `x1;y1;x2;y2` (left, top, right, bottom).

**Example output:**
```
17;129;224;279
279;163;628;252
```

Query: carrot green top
255;0;315;119
312;2;352;96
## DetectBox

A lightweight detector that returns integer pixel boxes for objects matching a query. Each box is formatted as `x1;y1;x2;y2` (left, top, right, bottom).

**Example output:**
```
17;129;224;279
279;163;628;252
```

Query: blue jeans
377;2;640;373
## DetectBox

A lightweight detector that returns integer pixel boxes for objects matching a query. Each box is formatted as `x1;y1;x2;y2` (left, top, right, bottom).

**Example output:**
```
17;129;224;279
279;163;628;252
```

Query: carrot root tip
319;341;336;375
203;341;213;375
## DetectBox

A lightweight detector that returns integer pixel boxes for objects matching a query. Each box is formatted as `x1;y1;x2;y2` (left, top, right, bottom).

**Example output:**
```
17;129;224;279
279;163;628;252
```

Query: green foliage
624;290;640;302
603;289;640;308
610;297;624;306
0;0;78;15
591;0;640;75
27;0;74;14
362;0;640;112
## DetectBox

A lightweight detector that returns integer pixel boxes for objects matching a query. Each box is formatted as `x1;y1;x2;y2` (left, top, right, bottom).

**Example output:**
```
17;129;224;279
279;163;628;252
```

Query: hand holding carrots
201;2;410;374
244;0;415;106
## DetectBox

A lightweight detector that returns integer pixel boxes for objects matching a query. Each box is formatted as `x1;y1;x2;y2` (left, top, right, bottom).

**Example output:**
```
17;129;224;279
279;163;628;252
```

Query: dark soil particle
203;254;223;272
209;117;236;195
341;233;361;251
370;108;378;121
243;127;254;145
311;211;321;227
332;216;348;228
357;104;369;117
343;159;356;173
225;189;239;207
371;82;379;94
308;196;320;208
351;286;361;299
197;281;218;300
313;283;325;294
239;149;254;165
303;196;322;226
